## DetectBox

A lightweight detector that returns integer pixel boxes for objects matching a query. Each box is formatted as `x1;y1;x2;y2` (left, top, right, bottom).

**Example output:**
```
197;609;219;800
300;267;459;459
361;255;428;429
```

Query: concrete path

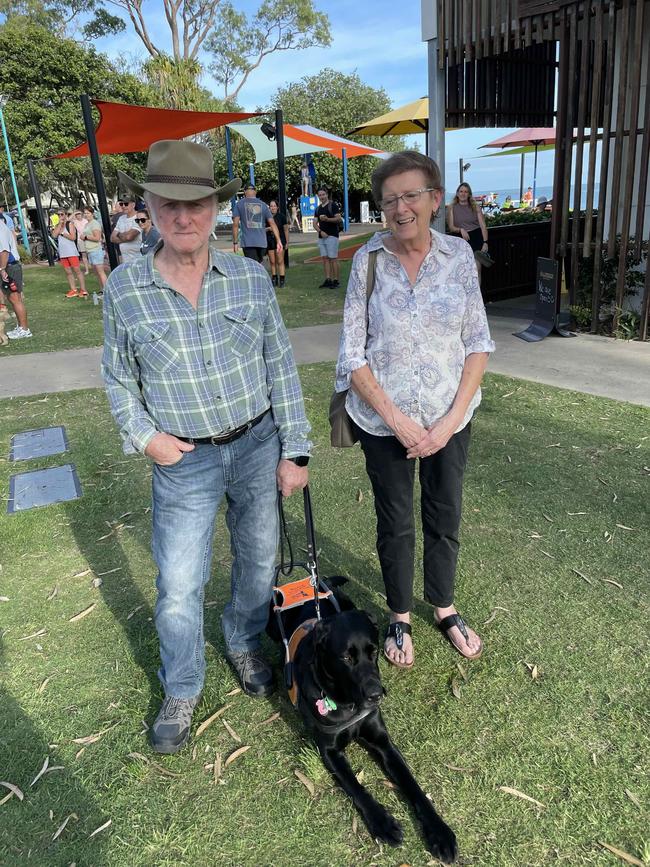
1;315;649;407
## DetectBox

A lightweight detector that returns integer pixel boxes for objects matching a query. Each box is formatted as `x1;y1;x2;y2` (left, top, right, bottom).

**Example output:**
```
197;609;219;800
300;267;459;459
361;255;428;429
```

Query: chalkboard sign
514;257;572;342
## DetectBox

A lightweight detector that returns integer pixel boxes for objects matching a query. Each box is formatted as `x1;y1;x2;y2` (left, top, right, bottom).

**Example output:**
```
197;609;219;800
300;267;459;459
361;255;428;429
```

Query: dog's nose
365;683;383;704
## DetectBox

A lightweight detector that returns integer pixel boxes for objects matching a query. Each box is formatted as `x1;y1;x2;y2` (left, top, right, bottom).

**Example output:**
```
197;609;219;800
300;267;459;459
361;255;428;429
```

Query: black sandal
436;613;483;660
383;621;414;670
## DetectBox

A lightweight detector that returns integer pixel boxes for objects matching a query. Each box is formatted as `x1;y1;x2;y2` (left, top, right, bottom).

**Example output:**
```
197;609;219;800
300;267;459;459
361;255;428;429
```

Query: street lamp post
0;96;30;254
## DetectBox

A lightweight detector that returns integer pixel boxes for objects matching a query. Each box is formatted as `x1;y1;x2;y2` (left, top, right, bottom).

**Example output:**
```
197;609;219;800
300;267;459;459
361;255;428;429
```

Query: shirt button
199;322;204;328
206;360;212;366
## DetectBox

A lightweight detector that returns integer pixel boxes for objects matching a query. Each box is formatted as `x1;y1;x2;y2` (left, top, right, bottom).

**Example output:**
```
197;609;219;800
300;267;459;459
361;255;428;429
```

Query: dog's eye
342;654;353;663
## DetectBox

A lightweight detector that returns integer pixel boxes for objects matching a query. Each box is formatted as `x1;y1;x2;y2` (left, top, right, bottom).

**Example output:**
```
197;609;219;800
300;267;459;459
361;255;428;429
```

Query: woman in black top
267;200;288;287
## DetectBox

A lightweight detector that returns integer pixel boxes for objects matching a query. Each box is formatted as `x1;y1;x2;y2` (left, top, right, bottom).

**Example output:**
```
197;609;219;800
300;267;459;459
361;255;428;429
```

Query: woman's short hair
452;183;478;210
371;151;442;206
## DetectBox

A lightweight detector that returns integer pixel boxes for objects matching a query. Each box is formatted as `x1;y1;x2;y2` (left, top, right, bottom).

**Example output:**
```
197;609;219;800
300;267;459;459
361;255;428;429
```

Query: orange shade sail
50;100;261;159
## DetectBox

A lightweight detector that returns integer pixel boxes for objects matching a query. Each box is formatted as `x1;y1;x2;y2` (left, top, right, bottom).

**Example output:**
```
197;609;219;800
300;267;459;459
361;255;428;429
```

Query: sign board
514;257;573;342
299;195;317;218
302;216;315;233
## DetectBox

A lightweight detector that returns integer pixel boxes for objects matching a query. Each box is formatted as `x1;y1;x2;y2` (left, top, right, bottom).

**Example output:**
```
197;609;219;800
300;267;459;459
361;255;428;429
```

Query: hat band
145;174;216;188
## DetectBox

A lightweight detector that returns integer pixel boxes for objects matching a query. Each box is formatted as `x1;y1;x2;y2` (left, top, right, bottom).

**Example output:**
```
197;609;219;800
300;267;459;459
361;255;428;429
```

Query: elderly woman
336;151;495;669
102;140;311;753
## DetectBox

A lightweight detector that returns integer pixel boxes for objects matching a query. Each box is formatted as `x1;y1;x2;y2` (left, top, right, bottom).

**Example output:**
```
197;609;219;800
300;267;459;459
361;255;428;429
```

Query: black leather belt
176;409;270;446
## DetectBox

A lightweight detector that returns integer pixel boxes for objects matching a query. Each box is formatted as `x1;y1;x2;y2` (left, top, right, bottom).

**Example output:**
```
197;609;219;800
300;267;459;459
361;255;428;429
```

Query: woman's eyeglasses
135;218;148;224
379;188;436;211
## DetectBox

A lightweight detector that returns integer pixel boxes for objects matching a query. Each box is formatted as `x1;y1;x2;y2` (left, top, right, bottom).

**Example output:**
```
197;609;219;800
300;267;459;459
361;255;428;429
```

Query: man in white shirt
110;195;142;262
0;218;31;339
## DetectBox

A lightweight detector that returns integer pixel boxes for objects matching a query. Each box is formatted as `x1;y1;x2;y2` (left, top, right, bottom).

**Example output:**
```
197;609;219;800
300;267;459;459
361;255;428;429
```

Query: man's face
124;199;136;216
244;188;256;198
149;194;216;257
317;190;328;204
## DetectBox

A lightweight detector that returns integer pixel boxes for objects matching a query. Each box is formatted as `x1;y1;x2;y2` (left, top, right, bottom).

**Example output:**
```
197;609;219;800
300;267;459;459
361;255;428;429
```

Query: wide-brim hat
118;139;241;203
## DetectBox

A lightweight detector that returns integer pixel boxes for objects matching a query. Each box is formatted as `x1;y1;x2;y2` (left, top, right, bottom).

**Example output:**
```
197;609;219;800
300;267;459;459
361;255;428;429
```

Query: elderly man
102;140;311;754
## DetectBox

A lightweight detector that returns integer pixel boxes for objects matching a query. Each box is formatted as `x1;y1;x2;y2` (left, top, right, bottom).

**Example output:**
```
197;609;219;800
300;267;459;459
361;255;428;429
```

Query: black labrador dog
269;580;458;862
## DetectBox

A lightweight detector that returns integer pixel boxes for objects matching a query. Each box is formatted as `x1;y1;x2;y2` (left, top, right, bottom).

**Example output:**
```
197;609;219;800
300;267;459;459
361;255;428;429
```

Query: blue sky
95;0;557;195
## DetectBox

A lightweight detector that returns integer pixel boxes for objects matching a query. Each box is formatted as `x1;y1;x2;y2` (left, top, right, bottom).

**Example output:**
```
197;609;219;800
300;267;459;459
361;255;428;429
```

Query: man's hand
144;432;195;466
276;459;308;497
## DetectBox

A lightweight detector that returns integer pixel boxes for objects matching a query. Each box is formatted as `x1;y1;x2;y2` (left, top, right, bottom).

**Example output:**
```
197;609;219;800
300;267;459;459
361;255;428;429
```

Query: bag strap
363;249;378;347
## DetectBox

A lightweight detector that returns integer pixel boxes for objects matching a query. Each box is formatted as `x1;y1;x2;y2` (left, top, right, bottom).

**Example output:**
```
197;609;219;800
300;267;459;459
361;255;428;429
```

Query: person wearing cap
101;140;311;755
110;195;141;262
231;184;282;263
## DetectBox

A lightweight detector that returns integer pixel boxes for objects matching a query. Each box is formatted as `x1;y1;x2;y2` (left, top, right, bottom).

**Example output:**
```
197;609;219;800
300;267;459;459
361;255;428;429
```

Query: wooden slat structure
434;0;650;339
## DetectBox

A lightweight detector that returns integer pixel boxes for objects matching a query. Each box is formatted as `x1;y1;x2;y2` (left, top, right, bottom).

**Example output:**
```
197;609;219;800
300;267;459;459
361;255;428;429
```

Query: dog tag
316;696;337;716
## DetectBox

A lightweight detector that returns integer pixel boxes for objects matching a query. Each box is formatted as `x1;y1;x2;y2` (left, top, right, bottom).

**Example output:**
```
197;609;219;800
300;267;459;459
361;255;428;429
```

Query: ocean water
459;184;600;209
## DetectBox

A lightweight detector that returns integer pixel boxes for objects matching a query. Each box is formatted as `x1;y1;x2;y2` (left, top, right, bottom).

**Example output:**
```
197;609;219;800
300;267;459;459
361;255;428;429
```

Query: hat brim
117;171;241;203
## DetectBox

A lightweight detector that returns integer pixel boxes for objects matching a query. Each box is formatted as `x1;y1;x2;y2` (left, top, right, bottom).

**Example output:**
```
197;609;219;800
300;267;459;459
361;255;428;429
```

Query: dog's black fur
268;579;457;862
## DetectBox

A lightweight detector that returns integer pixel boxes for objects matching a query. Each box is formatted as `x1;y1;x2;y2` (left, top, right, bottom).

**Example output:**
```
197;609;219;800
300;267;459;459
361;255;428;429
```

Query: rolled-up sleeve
461;245;496;356
101;283;158;455
335;248;370;392
262;285;312;458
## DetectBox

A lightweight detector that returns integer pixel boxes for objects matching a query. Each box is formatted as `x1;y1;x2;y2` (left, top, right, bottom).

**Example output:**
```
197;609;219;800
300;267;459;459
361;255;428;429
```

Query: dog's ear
314;617;332;649
365;610;379;628
325;575;348;588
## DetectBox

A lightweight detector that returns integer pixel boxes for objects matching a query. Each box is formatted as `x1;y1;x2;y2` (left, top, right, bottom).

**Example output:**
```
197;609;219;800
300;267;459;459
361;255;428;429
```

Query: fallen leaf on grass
260;712;281;726
567;511;587;516
499;786;545;808
222;719;241;743
455;662;467;681
194;704;231;739
294;769;314;796
382;779;396;789
225;687;241;697
598;841;645;866
524;663;539;680
540;550;554;559
213;753;222;783
126;604;144;620
88;819;112;838
52;813;78;841
0;596;9;603
150;761;181;778
47;587;58;601
352;815;358;834
72;721;118;745
542;514;553;523
450;678;462;700
0;781;24;802
484;607;510;626
224;745;250;767
17;629;46;641
443;763;475;773
615;524;635;531
601;578;623;589
96;567;122;576
72;569;91;579
37;676;53;694
75;748;86;761
127;752;150;764
69;604;96;623
624;789;640;807
572;568;592;584
30;756;50;786
545;442;561;448
356;489;363;503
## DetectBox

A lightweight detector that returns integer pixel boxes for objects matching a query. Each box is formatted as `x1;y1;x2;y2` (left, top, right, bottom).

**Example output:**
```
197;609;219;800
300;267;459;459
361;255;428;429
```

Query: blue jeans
151;411;280;699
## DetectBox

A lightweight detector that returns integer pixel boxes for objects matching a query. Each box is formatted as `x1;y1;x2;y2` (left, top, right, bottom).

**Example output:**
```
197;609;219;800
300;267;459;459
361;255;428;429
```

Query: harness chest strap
287;618;318;707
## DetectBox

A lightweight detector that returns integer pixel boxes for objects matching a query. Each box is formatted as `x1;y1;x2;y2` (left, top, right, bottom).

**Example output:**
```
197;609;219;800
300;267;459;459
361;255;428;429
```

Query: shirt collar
134;242;229;288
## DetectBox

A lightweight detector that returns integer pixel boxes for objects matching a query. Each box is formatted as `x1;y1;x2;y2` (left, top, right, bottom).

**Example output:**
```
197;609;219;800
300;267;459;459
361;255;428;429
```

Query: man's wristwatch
287;455;309;467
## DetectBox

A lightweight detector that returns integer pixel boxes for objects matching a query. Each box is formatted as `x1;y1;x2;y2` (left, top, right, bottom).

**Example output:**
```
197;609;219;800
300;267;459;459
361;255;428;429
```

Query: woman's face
269;201;278;215
83;209;94;221
381;170;441;245
457;185;470;203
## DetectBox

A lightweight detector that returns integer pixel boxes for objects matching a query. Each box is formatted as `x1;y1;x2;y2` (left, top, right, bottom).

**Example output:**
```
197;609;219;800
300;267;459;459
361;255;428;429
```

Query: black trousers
243;246;266;262
358;424;471;614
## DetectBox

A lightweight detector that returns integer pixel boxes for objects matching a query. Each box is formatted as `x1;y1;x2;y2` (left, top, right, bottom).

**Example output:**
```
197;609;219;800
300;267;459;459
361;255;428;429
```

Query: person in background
110;195;141;262
336;150;494;670
266;200;288;287
73;209;91;275
0;204;15;233
0;215;31;339
289;200;301;232
232;184;282;263
314;186;342;289
522;186;533;207
52;209;87;298
300;163;310;197
137;209;161;255
446;183;489;282
502;195;514;210
102;139;311;754
81;205;106;290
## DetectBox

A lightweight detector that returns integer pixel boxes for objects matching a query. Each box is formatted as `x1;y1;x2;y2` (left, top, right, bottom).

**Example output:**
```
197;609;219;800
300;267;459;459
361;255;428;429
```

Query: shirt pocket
223;305;262;357
131;321;179;374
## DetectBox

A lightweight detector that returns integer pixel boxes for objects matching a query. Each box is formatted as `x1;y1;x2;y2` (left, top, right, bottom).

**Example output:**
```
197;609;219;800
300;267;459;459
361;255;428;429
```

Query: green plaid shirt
102;246;311;458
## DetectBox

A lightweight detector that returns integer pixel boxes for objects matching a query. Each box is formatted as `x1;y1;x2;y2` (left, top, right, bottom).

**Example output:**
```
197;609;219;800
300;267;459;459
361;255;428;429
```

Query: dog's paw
363;803;404;846
422;820;458;863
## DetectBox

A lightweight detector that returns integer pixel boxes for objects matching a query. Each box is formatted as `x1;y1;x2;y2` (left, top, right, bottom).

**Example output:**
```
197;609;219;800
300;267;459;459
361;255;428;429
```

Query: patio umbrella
479;128;556;202
346;97;429;136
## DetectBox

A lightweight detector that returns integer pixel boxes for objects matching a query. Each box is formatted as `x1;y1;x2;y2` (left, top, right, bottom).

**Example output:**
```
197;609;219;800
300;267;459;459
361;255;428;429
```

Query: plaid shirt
102;246;311;457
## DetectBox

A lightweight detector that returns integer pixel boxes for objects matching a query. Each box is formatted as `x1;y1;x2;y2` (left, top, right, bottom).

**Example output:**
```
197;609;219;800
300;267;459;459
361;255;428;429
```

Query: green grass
7;235;369;355
0;368;648;866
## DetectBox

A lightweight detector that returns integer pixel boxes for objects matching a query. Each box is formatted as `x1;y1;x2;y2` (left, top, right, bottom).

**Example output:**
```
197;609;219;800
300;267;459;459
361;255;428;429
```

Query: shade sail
478;143;555;158
347;98;429;136
51;100;261;159
284;124;387;159
227;123;330;163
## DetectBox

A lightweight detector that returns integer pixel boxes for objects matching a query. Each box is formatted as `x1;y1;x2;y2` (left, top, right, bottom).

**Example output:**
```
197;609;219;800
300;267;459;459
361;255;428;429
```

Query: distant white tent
22;191;61;209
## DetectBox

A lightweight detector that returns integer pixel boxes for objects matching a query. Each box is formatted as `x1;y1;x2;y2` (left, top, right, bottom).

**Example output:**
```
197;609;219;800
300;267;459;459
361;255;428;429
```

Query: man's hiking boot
271;275;278;286
226;648;274;697
279;276;285;288
319;279;332;288
151;695;199;754
331;280;340;288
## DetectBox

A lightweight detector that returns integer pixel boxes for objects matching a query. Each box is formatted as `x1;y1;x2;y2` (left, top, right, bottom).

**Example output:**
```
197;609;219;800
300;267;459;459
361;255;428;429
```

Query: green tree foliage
0;0;125;39
0;17;158;202
222;69;404;208
206;0;331;102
